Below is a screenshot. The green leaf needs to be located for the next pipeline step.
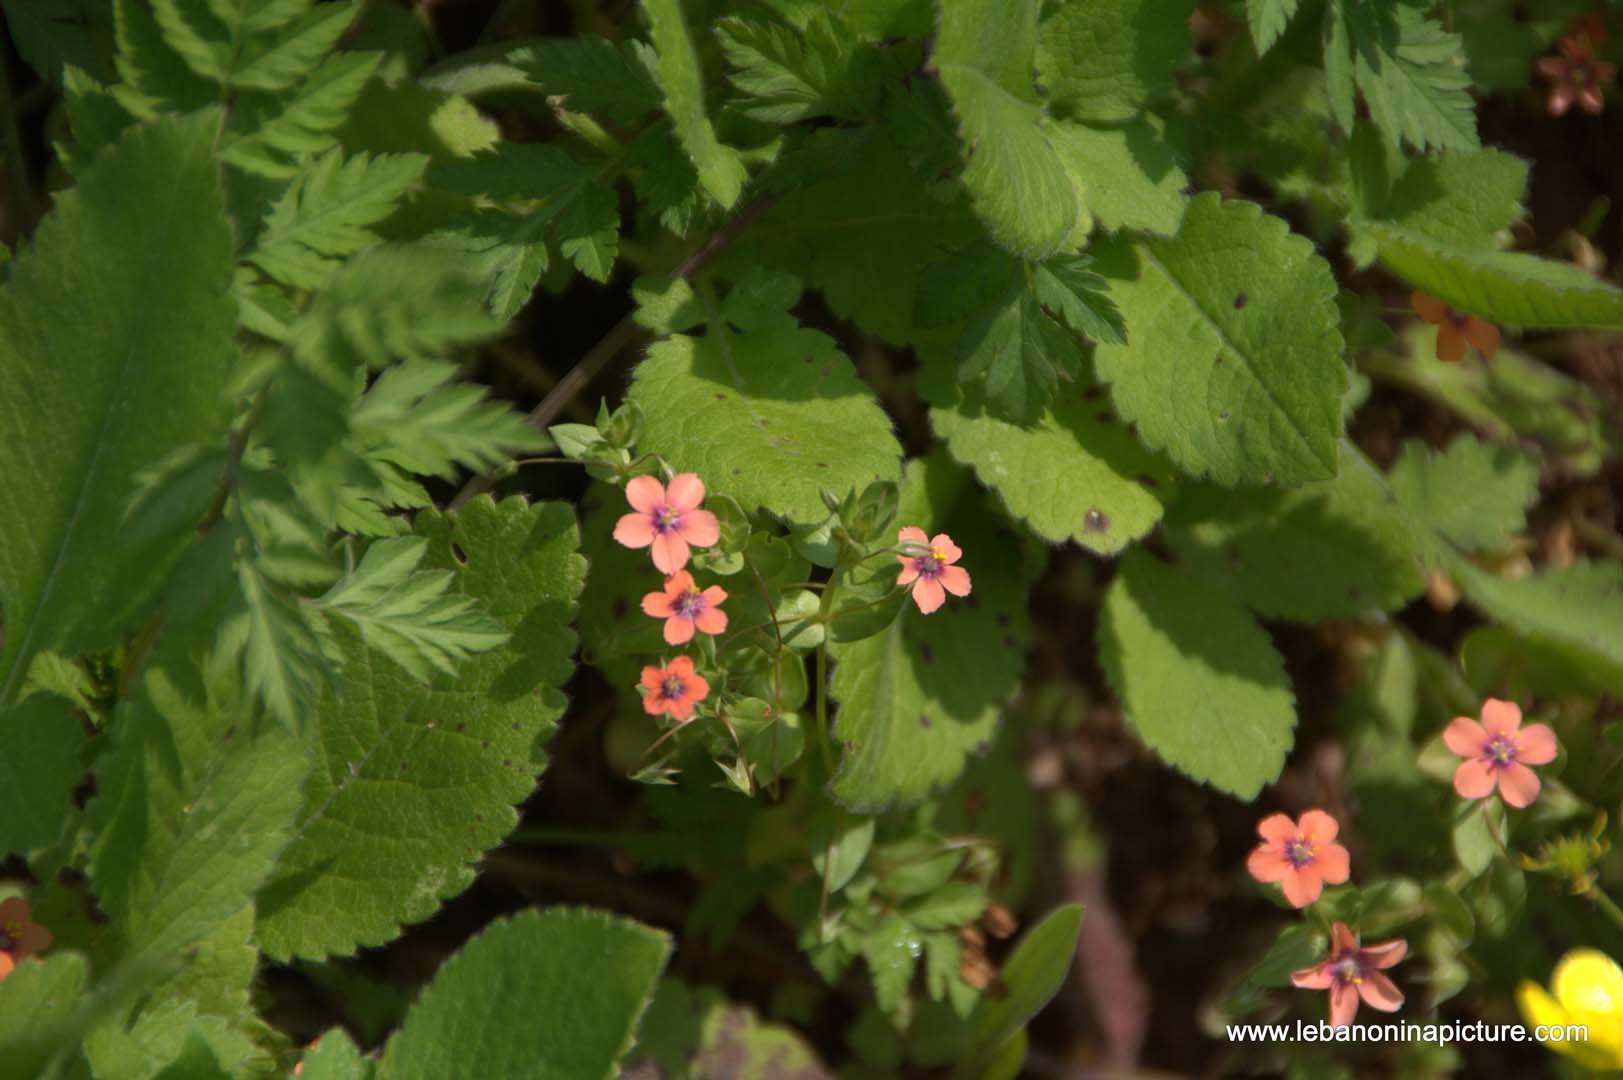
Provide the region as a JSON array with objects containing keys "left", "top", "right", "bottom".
[
  {"left": 248, "top": 150, "right": 429, "bottom": 291},
  {"left": 1165, "top": 449, "right": 1425, "bottom": 621},
  {"left": 87, "top": 658, "right": 307, "bottom": 965},
  {"left": 555, "top": 182, "right": 620, "bottom": 282},
  {"left": 219, "top": 52, "right": 382, "bottom": 177},
  {"left": 1447, "top": 558, "right": 1623, "bottom": 689},
  {"left": 642, "top": 0, "right": 746, "bottom": 208},
  {"left": 218, "top": 555, "right": 332, "bottom": 732},
  {"left": 0, "top": 694, "right": 86, "bottom": 857},
  {"left": 0, "top": 953, "right": 88, "bottom": 1080},
  {"left": 717, "top": 13, "right": 878, "bottom": 123},
  {"left": 256, "top": 496, "right": 584, "bottom": 959},
  {"left": 1352, "top": 147, "right": 1527, "bottom": 257},
  {"left": 0, "top": 110, "right": 237, "bottom": 708},
  {"left": 931, "top": 386, "right": 1174, "bottom": 556},
  {"left": 298, "top": 1030, "right": 375, "bottom": 1080},
  {"left": 319, "top": 536, "right": 507, "bottom": 683},
  {"left": 379, "top": 908, "right": 670, "bottom": 1080},
  {"left": 1092, "top": 193, "right": 1345, "bottom": 486},
  {"left": 350, "top": 359, "right": 548, "bottom": 479},
  {"left": 495, "top": 36, "right": 663, "bottom": 125},
  {"left": 959, "top": 904, "right": 1083, "bottom": 1070},
  {"left": 1247, "top": 0, "right": 1301, "bottom": 53},
  {"left": 829, "top": 455, "right": 1038, "bottom": 812},
  {"left": 1035, "top": 0, "right": 1194, "bottom": 123},
  {"left": 934, "top": 0, "right": 1040, "bottom": 99},
  {"left": 627, "top": 325, "right": 903, "bottom": 526},
  {"left": 1388, "top": 434, "right": 1540, "bottom": 554},
  {"left": 111, "top": 0, "right": 216, "bottom": 120},
  {"left": 1363, "top": 223, "right": 1623, "bottom": 329},
  {"left": 1099, "top": 549, "right": 1295, "bottom": 798},
  {"left": 862, "top": 915, "right": 923, "bottom": 1013},
  {"left": 1, "top": 0, "right": 106, "bottom": 82},
  {"left": 1047, "top": 118, "right": 1187, "bottom": 236},
  {"left": 1342, "top": 3, "right": 1479, "bottom": 152}
]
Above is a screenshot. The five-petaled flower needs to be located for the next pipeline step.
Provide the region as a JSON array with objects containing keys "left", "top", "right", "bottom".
[
  {"left": 896, "top": 527, "right": 972, "bottom": 615},
  {"left": 0, "top": 896, "right": 52, "bottom": 982},
  {"left": 1291, "top": 922, "right": 1407, "bottom": 1028},
  {"left": 1537, "top": 33, "right": 1616, "bottom": 117},
  {"left": 614, "top": 473, "right": 721, "bottom": 575},
  {"left": 1444, "top": 697, "right": 1558, "bottom": 808},
  {"left": 640, "top": 656, "right": 710, "bottom": 723},
  {"left": 1411, "top": 290, "right": 1501, "bottom": 363},
  {"left": 641, "top": 571, "right": 728, "bottom": 645},
  {"left": 1246, "top": 808, "right": 1352, "bottom": 908}
]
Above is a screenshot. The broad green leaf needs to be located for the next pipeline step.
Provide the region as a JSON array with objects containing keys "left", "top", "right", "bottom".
[
  {"left": 1165, "top": 449, "right": 1424, "bottom": 621},
  {"left": 298, "top": 1030, "right": 375, "bottom": 1080},
  {"left": 1364, "top": 223, "right": 1623, "bottom": 329},
  {"left": 1447, "top": 558, "right": 1623, "bottom": 689},
  {"left": 1099, "top": 549, "right": 1295, "bottom": 798},
  {"left": 1339, "top": 3, "right": 1479, "bottom": 151},
  {"left": 0, "top": 110, "right": 237, "bottom": 707},
  {"left": 1247, "top": 0, "right": 1301, "bottom": 53},
  {"left": 379, "top": 908, "right": 670, "bottom": 1080},
  {"left": 1035, "top": 0, "right": 1194, "bottom": 123},
  {"left": 86, "top": 999, "right": 260, "bottom": 1080},
  {"left": 0, "top": 953, "right": 88, "bottom": 1080},
  {"left": 1388, "top": 435, "right": 1540, "bottom": 554},
  {"left": 87, "top": 660, "right": 307, "bottom": 964},
  {"left": 959, "top": 904, "right": 1083, "bottom": 1070},
  {"left": 642, "top": 0, "right": 747, "bottom": 208},
  {"left": 256, "top": 496, "right": 584, "bottom": 959},
  {"left": 1047, "top": 118, "right": 1186, "bottom": 236},
  {"left": 1352, "top": 148, "right": 1527, "bottom": 257},
  {"left": 248, "top": 150, "right": 429, "bottom": 291},
  {"left": 626, "top": 326, "right": 903, "bottom": 526},
  {"left": 829, "top": 455, "right": 1038, "bottom": 812},
  {"left": 1093, "top": 194, "right": 1345, "bottom": 486},
  {"left": 0, "top": 694, "right": 86, "bottom": 857},
  {"left": 931, "top": 387, "right": 1174, "bottom": 556},
  {"left": 934, "top": 0, "right": 1040, "bottom": 100}
]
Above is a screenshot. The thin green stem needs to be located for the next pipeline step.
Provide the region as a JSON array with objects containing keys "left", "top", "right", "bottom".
[{"left": 1590, "top": 888, "right": 1623, "bottom": 934}]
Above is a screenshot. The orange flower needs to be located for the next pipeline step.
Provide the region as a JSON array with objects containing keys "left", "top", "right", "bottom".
[
  {"left": 1444, "top": 698, "right": 1558, "bottom": 809},
  {"left": 639, "top": 656, "right": 710, "bottom": 722},
  {"left": 613, "top": 473, "right": 721, "bottom": 575},
  {"left": 0, "top": 897, "right": 52, "bottom": 982},
  {"left": 641, "top": 571, "right": 728, "bottom": 646},
  {"left": 1411, "top": 290, "right": 1500, "bottom": 362},
  {"left": 1537, "top": 33, "right": 1616, "bottom": 116},
  {"left": 1291, "top": 922, "right": 1407, "bottom": 1028},
  {"left": 1246, "top": 809, "right": 1351, "bottom": 908},
  {"left": 895, "top": 527, "right": 972, "bottom": 615}
]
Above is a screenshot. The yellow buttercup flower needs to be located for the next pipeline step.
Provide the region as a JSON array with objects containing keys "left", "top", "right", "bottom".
[{"left": 1518, "top": 948, "right": 1623, "bottom": 1071}]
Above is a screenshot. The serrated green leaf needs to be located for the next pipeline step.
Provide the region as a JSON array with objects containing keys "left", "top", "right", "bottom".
[
  {"left": 555, "top": 182, "right": 620, "bottom": 282},
  {"left": 1352, "top": 148, "right": 1527, "bottom": 258},
  {"left": 1093, "top": 193, "right": 1345, "bottom": 486},
  {"left": 498, "top": 35, "right": 663, "bottom": 125},
  {"left": 1035, "top": 0, "right": 1194, "bottom": 123},
  {"left": 1389, "top": 434, "right": 1540, "bottom": 554},
  {"left": 218, "top": 556, "right": 332, "bottom": 731},
  {"left": 1, "top": 0, "right": 105, "bottom": 82},
  {"left": 0, "top": 694, "right": 86, "bottom": 857},
  {"left": 1165, "top": 449, "right": 1424, "bottom": 621},
  {"left": 220, "top": 51, "right": 382, "bottom": 177},
  {"left": 1099, "top": 548, "right": 1295, "bottom": 798},
  {"left": 1047, "top": 118, "right": 1186, "bottom": 236},
  {"left": 249, "top": 150, "right": 428, "bottom": 290},
  {"left": 151, "top": 0, "right": 356, "bottom": 92},
  {"left": 1247, "top": 0, "right": 1301, "bottom": 53},
  {"left": 380, "top": 908, "right": 670, "bottom": 1080},
  {"left": 829, "top": 455, "right": 1037, "bottom": 812},
  {"left": 931, "top": 386, "right": 1173, "bottom": 555},
  {"left": 298, "top": 1029, "right": 375, "bottom": 1080},
  {"left": 718, "top": 12, "right": 878, "bottom": 123},
  {"left": 0, "top": 111, "right": 237, "bottom": 708},
  {"left": 350, "top": 359, "right": 548, "bottom": 479},
  {"left": 1448, "top": 558, "right": 1623, "bottom": 689},
  {"left": 256, "top": 496, "right": 584, "bottom": 959},
  {"left": 642, "top": 0, "right": 747, "bottom": 208},
  {"left": 627, "top": 326, "right": 903, "bottom": 526},
  {"left": 0, "top": 952, "right": 88, "bottom": 1080},
  {"left": 1364, "top": 223, "right": 1623, "bottom": 329},
  {"left": 862, "top": 915, "right": 922, "bottom": 1014},
  {"left": 1343, "top": 3, "right": 1479, "bottom": 152},
  {"left": 112, "top": 0, "right": 215, "bottom": 119}
]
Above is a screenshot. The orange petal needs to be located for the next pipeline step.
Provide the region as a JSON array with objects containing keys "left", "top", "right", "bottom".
[
  {"left": 1549, "top": 85, "right": 1576, "bottom": 116},
  {"left": 665, "top": 473, "right": 706, "bottom": 511},
  {"left": 1293, "top": 961, "right": 1334, "bottom": 989},
  {"left": 1515, "top": 723, "right": 1559, "bottom": 766},
  {"left": 1464, "top": 319, "right": 1500, "bottom": 359},
  {"left": 1297, "top": 809, "right": 1340, "bottom": 844},
  {"left": 625, "top": 475, "right": 666, "bottom": 514},
  {"left": 1454, "top": 759, "right": 1496, "bottom": 800},
  {"left": 912, "top": 577, "right": 946, "bottom": 614},
  {"left": 700, "top": 585, "right": 728, "bottom": 608},
  {"left": 1315, "top": 842, "right": 1351, "bottom": 885},
  {"left": 640, "top": 665, "right": 667, "bottom": 692},
  {"left": 693, "top": 607, "right": 727, "bottom": 635},
  {"left": 1480, "top": 698, "right": 1522, "bottom": 737},
  {"left": 1358, "top": 970, "right": 1404, "bottom": 1012},
  {"left": 683, "top": 673, "right": 710, "bottom": 703},
  {"left": 896, "top": 563, "right": 920, "bottom": 586},
  {"left": 651, "top": 533, "right": 690, "bottom": 574},
  {"left": 0, "top": 897, "right": 29, "bottom": 926},
  {"left": 1498, "top": 762, "right": 1542, "bottom": 808},
  {"left": 1282, "top": 868, "right": 1321, "bottom": 908},
  {"left": 16, "top": 922, "right": 51, "bottom": 956},
  {"left": 1443, "top": 716, "right": 1488, "bottom": 757},
  {"left": 676, "top": 509, "right": 719, "bottom": 548},
  {"left": 939, "top": 565, "right": 972, "bottom": 598},
  {"left": 1410, "top": 290, "right": 1449, "bottom": 323},
  {"left": 641, "top": 591, "right": 674, "bottom": 619},
  {"left": 1247, "top": 845, "right": 1290, "bottom": 883},
  {"left": 1256, "top": 813, "right": 1298, "bottom": 845},
  {"left": 1329, "top": 982, "right": 1360, "bottom": 1027},
  {"left": 614, "top": 512, "right": 656, "bottom": 549},
  {"left": 1331, "top": 922, "right": 1358, "bottom": 955},
  {"left": 1363, "top": 938, "right": 1407, "bottom": 969},
  {"left": 1436, "top": 324, "right": 1467, "bottom": 363},
  {"left": 930, "top": 533, "right": 962, "bottom": 562},
  {"left": 663, "top": 616, "right": 694, "bottom": 645},
  {"left": 667, "top": 656, "right": 695, "bottom": 677},
  {"left": 0, "top": 953, "right": 13, "bottom": 982}
]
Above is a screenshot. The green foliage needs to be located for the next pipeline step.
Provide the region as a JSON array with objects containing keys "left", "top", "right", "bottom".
[
  {"left": 1389, "top": 434, "right": 1541, "bottom": 555},
  {"left": 0, "top": 694, "right": 86, "bottom": 857},
  {"left": 1036, "top": 0, "right": 1193, "bottom": 123},
  {"left": 642, "top": 0, "right": 746, "bottom": 208},
  {"left": 1093, "top": 194, "right": 1346, "bottom": 487},
  {"left": 1100, "top": 549, "right": 1295, "bottom": 799},
  {"left": 957, "top": 903, "right": 1084, "bottom": 1075},
  {"left": 1326, "top": 1, "right": 1479, "bottom": 151},
  {"left": 379, "top": 908, "right": 669, "bottom": 1080}
]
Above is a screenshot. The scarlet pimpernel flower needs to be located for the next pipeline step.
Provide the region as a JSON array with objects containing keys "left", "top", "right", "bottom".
[
  {"left": 1291, "top": 922, "right": 1407, "bottom": 1028},
  {"left": 613, "top": 473, "right": 720, "bottom": 574},
  {"left": 1537, "top": 33, "right": 1616, "bottom": 117},
  {"left": 640, "top": 656, "right": 709, "bottom": 722},
  {"left": 0, "top": 896, "right": 52, "bottom": 982},
  {"left": 896, "top": 526, "right": 971, "bottom": 615},
  {"left": 641, "top": 571, "right": 728, "bottom": 645},
  {"left": 1246, "top": 809, "right": 1351, "bottom": 908},
  {"left": 1444, "top": 697, "right": 1558, "bottom": 808},
  {"left": 1411, "top": 290, "right": 1500, "bottom": 363}
]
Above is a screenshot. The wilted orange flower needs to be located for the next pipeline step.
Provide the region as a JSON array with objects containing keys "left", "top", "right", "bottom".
[
  {"left": 1291, "top": 922, "right": 1407, "bottom": 1028},
  {"left": 1537, "top": 33, "right": 1616, "bottom": 117},
  {"left": 1412, "top": 290, "right": 1500, "bottom": 362},
  {"left": 0, "top": 897, "right": 52, "bottom": 982}
]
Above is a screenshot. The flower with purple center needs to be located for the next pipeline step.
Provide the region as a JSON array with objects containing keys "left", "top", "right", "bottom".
[
  {"left": 613, "top": 473, "right": 721, "bottom": 575},
  {"left": 641, "top": 571, "right": 728, "bottom": 645},
  {"left": 639, "top": 656, "right": 710, "bottom": 723},
  {"left": 895, "top": 526, "right": 972, "bottom": 615},
  {"left": 1291, "top": 922, "right": 1407, "bottom": 1028},
  {"left": 1444, "top": 697, "right": 1558, "bottom": 808},
  {"left": 1537, "top": 34, "right": 1616, "bottom": 116},
  {"left": 1246, "top": 809, "right": 1351, "bottom": 908}
]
